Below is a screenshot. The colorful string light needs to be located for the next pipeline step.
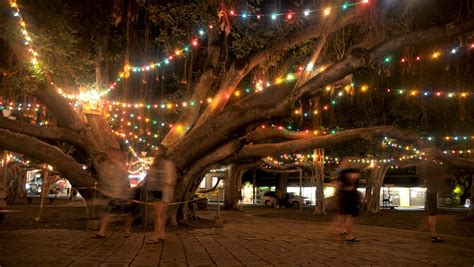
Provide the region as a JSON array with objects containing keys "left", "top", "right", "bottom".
[
  {"left": 9, "top": 1, "right": 39, "bottom": 68},
  {"left": 225, "top": 0, "right": 370, "bottom": 23}
]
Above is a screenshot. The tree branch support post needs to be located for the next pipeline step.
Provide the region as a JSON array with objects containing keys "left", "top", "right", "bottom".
[
  {"left": 36, "top": 169, "right": 49, "bottom": 222},
  {"left": 299, "top": 168, "right": 303, "bottom": 212}
]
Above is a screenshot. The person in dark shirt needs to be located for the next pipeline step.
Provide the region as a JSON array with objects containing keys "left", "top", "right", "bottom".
[{"left": 336, "top": 167, "right": 362, "bottom": 242}]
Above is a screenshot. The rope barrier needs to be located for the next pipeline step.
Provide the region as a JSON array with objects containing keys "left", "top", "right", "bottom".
[{"left": 72, "top": 186, "right": 213, "bottom": 206}]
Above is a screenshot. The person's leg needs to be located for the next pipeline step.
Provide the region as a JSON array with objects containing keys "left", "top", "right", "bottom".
[
  {"left": 96, "top": 213, "right": 113, "bottom": 237},
  {"left": 337, "top": 215, "right": 346, "bottom": 234},
  {"left": 345, "top": 215, "right": 354, "bottom": 240},
  {"left": 156, "top": 202, "right": 168, "bottom": 240},
  {"left": 124, "top": 214, "right": 133, "bottom": 236},
  {"left": 428, "top": 215, "right": 437, "bottom": 237},
  {"left": 426, "top": 192, "right": 443, "bottom": 241},
  {"left": 150, "top": 202, "right": 161, "bottom": 241}
]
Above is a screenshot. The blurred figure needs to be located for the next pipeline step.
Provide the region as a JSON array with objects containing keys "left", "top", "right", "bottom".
[
  {"left": 143, "top": 144, "right": 177, "bottom": 244},
  {"left": 418, "top": 157, "right": 450, "bottom": 242},
  {"left": 91, "top": 154, "right": 133, "bottom": 238},
  {"left": 336, "top": 167, "right": 362, "bottom": 242}
]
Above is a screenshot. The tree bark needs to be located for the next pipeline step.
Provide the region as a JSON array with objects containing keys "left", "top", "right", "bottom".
[
  {"left": 0, "top": 117, "right": 86, "bottom": 150},
  {"left": 237, "top": 126, "right": 420, "bottom": 160},
  {"left": 0, "top": 129, "right": 95, "bottom": 198},
  {"left": 276, "top": 173, "right": 288, "bottom": 200},
  {"left": 313, "top": 149, "right": 325, "bottom": 214},
  {"left": 162, "top": 29, "right": 222, "bottom": 147},
  {"left": 194, "top": 6, "right": 365, "bottom": 126},
  {"left": 364, "top": 164, "right": 390, "bottom": 213},
  {"left": 223, "top": 163, "right": 239, "bottom": 210}
]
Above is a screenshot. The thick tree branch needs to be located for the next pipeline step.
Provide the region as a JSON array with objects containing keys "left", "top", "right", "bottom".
[
  {"left": 171, "top": 17, "right": 474, "bottom": 171},
  {"left": 175, "top": 139, "right": 243, "bottom": 205},
  {"left": 294, "top": 17, "right": 474, "bottom": 100},
  {"left": 0, "top": 117, "right": 86, "bottom": 149},
  {"left": 262, "top": 158, "right": 306, "bottom": 170},
  {"left": 194, "top": 5, "right": 366, "bottom": 126},
  {"left": 162, "top": 29, "right": 222, "bottom": 147},
  {"left": 421, "top": 148, "right": 474, "bottom": 171},
  {"left": 247, "top": 127, "right": 315, "bottom": 143},
  {"left": 26, "top": 83, "right": 86, "bottom": 132},
  {"left": 236, "top": 126, "right": 421, "bottom": 160},
  {"left": 0, "top": 129, "right": 96, "bottom": 198}
]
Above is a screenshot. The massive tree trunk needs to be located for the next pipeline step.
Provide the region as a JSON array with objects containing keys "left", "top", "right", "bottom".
[{"left": 363, "top": 164, "right": 390, "bottom": 213}]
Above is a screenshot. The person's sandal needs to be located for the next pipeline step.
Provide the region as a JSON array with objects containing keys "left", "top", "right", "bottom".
[
  {"left": 345, "top": 237, "right": 360, "bottom": 242},
  {"left": 145, "top": 238, "right": 162, "bottom": 244},
  {"left": 91, "top": 233, "right": 106, "bottom": 239},
  {"left": 431, "top": 236, "right": 444, "bottom": 243}
]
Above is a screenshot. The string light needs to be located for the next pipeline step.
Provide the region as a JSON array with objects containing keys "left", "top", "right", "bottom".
[{"left": 226, "top": 0, "right": 369, "bottom": 23}]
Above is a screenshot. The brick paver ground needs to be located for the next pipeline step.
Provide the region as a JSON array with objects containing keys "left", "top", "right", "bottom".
[{"left": 1, "top": 211, "right": 473, "bottom": 266}]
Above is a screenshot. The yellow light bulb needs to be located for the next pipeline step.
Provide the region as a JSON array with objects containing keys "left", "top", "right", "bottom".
[
  {"left": 361, "top": 85, "right": 368, "bottom": 92},
  {"left": 323, "top": 8, "right": 331, "bottom": 16},
  {"left": 207, "top": 97, "right": 212, "bottom": 103},
  {"left": 234, "top": 91, "right": 240, "bottom": 97}
]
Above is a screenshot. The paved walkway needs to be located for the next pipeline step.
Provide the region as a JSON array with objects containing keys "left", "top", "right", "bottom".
[{"left": 1, "top": 211, "right": 473, "bottom": 266}]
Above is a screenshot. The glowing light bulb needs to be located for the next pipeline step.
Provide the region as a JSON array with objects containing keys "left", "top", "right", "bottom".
[
  {"left": 271, "top": 13, "right": 277, "bottom": 20},
  {"left": 432, "top": 51, "right": 441, "bottom": 59},
  {"left": 323, "top": 8, "right": 331, "bottom": 16},
  {"left": 361, "top": 85, "right": 368, "bottom": 92},
  {"left": 451, "top": 48, "right": 457, "bottom": 54},
  {"left": 304, "top": 9, "right": 310, "bottom": 16}
]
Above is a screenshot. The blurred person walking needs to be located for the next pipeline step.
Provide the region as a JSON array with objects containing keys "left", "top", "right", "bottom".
[
  {"left": 143, "top": 144, "right": 177, "bottom": 244},
  {"left": 91, "top": 154, "right": 132, "bottom": 238},
  {"left": 336, "top": 166, "right": 362, "bottom": 242},
  {"left": 418, "top": 157, "right": 451, "bottom": 242}
]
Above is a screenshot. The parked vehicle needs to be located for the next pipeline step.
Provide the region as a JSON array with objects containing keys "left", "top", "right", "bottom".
[
  {"left": 262, "top": 191, "right": 306, "bottom": 208},
  {"left": 262, "top": 191, "right": 278, "bottom": 207}
]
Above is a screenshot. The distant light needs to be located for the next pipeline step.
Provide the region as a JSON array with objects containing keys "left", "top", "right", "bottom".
[
  {"left": 199, "top": 29, "right": 205, "bottom": 36},
  {"left": 451, "top": 48, "right": 457, "bottom": 54},
  {"left": 304, "top": 9, "right": 310, "bottom": 16},
  {"left": 323, "top": 8, "right": 331, "bottom": 16},
  {"left": 271, "top": 13, "right": 277, "bottom": 20}
]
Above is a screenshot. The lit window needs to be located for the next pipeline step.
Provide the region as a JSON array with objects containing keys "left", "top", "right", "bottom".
[
  {"left": 199, "top": 178, "right": 206, "bottom": 189},
  {"left": 211, "top": 177, "right": 218, "bottom": 188}
]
